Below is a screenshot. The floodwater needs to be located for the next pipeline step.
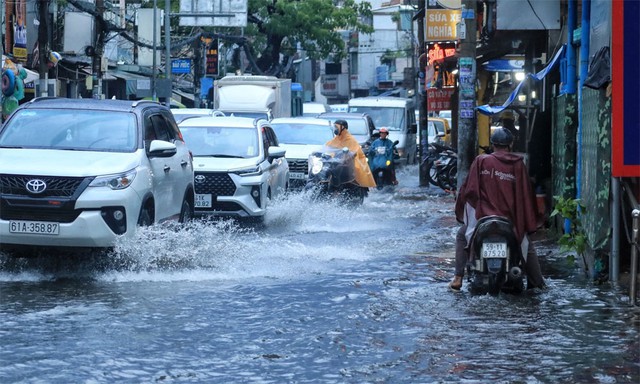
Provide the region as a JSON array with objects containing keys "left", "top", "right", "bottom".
[{"left": 1, "top": 166, "right": 638, "bottom": 383}]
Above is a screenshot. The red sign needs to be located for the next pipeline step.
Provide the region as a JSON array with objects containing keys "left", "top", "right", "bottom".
[
  {"left": 612, "top": 0, "right": 640, "bottom": 176},
  {"left": 205, "top": 39, "right": 219, "bottom": 76},
  {"left": 427, "top": 87, "right": 455, "bottom": 111},
  {"left": 427, "top": 42, "right": 457, "bottom": 65}
]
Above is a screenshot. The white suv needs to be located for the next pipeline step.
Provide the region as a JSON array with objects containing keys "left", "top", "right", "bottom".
[
  {"left": 0, "top": 98, "right": 194, "bottom": 250},
  {"left": 178, "top": 116, "right": 288, "bottom": 222},
  {"left": 270, "top": 117, "right": 334, "bottom": 188}
]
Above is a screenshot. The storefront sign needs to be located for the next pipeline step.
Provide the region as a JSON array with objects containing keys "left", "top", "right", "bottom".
[
  {"left": 427, "top": 42, "right": 457, "bottom": 65},
  {"left": 427, "top": 87, "right": 455, "bottom": 111},
  {"left": 426, "top": 9, "right": 461, "bottom": 41}
]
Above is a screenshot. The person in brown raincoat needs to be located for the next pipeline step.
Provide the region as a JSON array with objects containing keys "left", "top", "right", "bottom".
[
  {"left": 449, "top": 127, "right": 546, "bottom": 292},
  {"left": 325, "top": 119, "right": 376, "bottom": 188}
]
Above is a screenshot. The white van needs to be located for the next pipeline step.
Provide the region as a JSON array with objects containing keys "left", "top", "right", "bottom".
[
  {"left": 302, "top": 102, "right": 332, "bottom": 117},
  {"left": 348, "top": 96, "right": 418, "bottom": 164}
]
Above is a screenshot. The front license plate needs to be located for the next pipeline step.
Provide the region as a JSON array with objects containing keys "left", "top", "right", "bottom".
[
  {"left": 195, "top": 194, "right": 213, "bottom": 208},
  {"left": 9, "top": 221, "right": 59, "bottom": 235},
  {"left": 290, "top": 172, "right": 306, "bottom": 180},
  {"left": 481, "top": 242, "right": 508, "bottom": 258}
]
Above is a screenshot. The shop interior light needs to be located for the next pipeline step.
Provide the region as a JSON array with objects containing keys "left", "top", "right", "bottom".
[{"left": 515, "top": 72, "right": 526, "bottom": 81}]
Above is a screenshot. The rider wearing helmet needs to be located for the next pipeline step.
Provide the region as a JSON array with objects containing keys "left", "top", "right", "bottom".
[
  {"left": 325, "top": 119, "right": 376, "bottom": 188},
  {"left": 449, "top": 127, "right": 546, "bottom": 292},
  {"left": 369, "top": 127, "right": 398, "bottom": 185}
]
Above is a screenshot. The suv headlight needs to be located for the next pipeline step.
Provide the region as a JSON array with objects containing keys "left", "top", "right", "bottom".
[
  {"left": 89, "top": 170, "right": 137, "bottom": 190},
  {"left": 310, "top": 157, "right": 324, "bottom": 175},
  {"left": 233, "top": 166, "right": 262, "bottom": 176}
]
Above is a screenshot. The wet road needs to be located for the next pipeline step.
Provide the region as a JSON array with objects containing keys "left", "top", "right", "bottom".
[{"left": 1, "top": 165, "right": 639, "bottom": 383}]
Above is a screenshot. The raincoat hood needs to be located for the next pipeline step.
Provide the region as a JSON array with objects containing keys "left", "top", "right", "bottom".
[{"left": 325, "top": 130, "right": 376, "bottom": 188}]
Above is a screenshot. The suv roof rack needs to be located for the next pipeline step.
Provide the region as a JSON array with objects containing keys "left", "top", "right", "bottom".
[
  {"left": 28, "top": 96, "right": 59, "bottom": 104},
  {"left": 131, "top": 99, "right": 159, "bottom": 108}
]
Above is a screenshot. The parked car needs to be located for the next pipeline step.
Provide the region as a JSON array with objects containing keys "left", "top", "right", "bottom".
[
  {"left": 171, "top": 108, "right": 225, "bottom": 123},
  {"left": 315, "top": 112, "right": 375, "bottom": 148},
  {"left": 0, "top": 98, "right": 195, "bottom": 250},
  {"left": 178, "top": 116, "right": 288, "bottom": 222},
  {"left": 302, "top": 102, "right": 332, "bottom": 117},
  {"left": 428, "top": 117, "right": 451, "bottom": 146},
  {"left": 270, "top": 117, "right": 334, "bottom": 188}
]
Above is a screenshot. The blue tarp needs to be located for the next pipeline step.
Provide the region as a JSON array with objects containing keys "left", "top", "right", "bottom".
[{"left": 477, "top": 45, "right": 566, "bottom": 116}]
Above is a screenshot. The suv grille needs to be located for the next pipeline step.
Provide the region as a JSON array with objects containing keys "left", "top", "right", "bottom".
[
  {"left": 0, "top": 175, "right": 89, "bottom": 198},
  {"left": 0, "top": 175, "right": 92, "bottom": 222},
  {"left": 194, "top": 172, "right": 236, "bottom": 196},
  {"left": 288, "top": 159, "right": 308, "bottom": 174}
]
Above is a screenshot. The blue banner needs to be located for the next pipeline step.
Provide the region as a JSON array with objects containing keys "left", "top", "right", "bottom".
[{"left": 477, "top": 45, "right": 566, "bottom": 116}]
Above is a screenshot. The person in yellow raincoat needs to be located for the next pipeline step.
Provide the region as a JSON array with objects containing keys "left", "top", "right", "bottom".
[{"left": 325, "top": 119, "right": 377, "bottom": 188}]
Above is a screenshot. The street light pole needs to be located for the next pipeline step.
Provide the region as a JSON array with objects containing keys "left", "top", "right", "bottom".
[{"left": 417, "top": 0, "right": 427, "bottom": 187}]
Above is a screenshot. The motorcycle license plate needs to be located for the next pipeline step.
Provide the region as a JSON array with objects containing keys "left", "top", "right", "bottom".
[
  {"left": 377, "top": 147, "right": 386, "bottom": 154},
  {"left": 481, "top": 242, "right": 507, "bottom": 258}
]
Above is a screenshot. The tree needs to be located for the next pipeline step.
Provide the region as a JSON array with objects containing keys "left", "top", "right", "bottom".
[{"left": 246, "top": 0, "right": 373, "bottom": 76}]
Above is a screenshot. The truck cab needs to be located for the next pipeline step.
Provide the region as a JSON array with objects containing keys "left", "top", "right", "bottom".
[{"left": 348, "top": 97, "right": 418, "bottom": 165}]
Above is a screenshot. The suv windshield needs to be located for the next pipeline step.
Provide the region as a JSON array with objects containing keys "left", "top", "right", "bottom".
[
  {"left": 181, "top": 126, "right": 259, "bottom": 158},
  {"left": 271, "top": 123, "right": 333, "bottom": 145},
  {"left": 0, "top": 109, "right": 137, "bottom": 152},
  {"left": 348, "top": 107, "right": 404, "bottom": 131}
]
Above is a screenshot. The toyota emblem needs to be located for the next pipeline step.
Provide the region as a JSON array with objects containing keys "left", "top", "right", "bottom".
[
  {"left": 194, "top": 175, "right": 206, "bottom": 183},
  {"left": 25, "top": 179, "right": 47, "bottom": 194}
]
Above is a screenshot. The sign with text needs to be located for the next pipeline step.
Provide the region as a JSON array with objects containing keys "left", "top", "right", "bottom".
[
  {"left": 427, "top": 87, "right": 455, "bottom": 111},
  {"left": 171, "top": 59, "right": 191, "bottom": 74},
  {"left": 427, "top": 42, "right": 457, "bottom": 65},
  {"left": 205, "top": 39, "right": 219, "bottom": 76},
  {"left": 426, "top": 9, "right": 461, "bottom": 41}
]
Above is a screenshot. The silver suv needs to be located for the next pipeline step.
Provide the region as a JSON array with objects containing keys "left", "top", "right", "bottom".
[
  {"left": 0, "top": 98, "right": 194, "bottom": 250},
  {"left": 178, "top": 116, "right": 288, "bottom": 222}
]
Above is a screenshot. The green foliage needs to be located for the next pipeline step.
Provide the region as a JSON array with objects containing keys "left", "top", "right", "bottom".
[
  {"left": 247, "top": 0, "right": 373, "bottom": 72},
  {"left": 550, "top": 196, "right": 588, "bottom": 272}
]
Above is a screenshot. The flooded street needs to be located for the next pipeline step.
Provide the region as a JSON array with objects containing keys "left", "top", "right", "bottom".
[{"left": 1, "top": 165, "right": 639, "bottom": 383}]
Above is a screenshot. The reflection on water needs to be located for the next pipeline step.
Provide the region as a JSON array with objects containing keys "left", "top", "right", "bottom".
[{"left": 0, "top": 165, "right": 638, "bottom": 383}]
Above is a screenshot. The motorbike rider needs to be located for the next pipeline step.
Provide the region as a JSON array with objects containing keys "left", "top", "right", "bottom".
[
  {"left": 369, "top": 127, "right": 398, "bottom": 185},
  {"left": 326, "top": 119, "right": 376, "bottom": 188},
  {"left": 449, "top": 127, "right": 546, "bottom": 292}
]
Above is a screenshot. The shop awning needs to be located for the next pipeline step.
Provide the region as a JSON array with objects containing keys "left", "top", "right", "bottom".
[{"left": 476, "top": 45, "right": 566, "bottom": 116}]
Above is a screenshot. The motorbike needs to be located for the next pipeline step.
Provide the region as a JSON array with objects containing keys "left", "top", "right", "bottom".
[
  {"left": 369, "top": 140, "right": 399, "bottom": 190},
  {"left": 422, "top": 142, "right": 455, "bottom": 187},
  {"left": 466, "top": 216, "right": 526, "bottom": 295},
  {"left": 305, "top": 146, "right": 368, "bottom": 205},
  {"left": 433, "top": 148, "right": 457, "bottom": 191}
]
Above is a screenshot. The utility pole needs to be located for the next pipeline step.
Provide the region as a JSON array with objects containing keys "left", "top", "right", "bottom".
[
  {"left": 456, "top": 0, "right": 477, "bottom": 188},
  {"left": 164, "top": 0, "right": 171, "bottom": 106},
  {"left": 417, "top": 0, "right": 427, "bottom": 186},
  {"left": 38, "top": 0, "right": 49, "bottom": 97},
  {"left": 92, "top": 0, "right": 105, "bottom": 98}
]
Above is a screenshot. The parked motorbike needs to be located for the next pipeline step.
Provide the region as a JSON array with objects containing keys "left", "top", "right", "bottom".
[
  {"left": 433, "top": 148, "right": 457, "bottom": 191},
  {"left": 305, "top": 146, "right": 368, "bottom": 205},
  {"left": 466, "top": 216, "right": 526, "bottom": 295},
  {"left": 370, "top": 140, "right": 399, "bottom": 190},
  {"left": 422, "top": 142, "right": 455, "bottom": 187}
]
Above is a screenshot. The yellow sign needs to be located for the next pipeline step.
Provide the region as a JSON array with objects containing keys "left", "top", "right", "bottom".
[{"left": 426, "top": 10, "right": 461, "bottom": 41}]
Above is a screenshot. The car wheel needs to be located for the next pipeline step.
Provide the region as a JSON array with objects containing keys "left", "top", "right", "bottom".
[
  {"left": 138, "top": 206, "right": 153, "bottom": 227},
  {"left": 179, "top": 198, "right": 193, "bottom": 223}
]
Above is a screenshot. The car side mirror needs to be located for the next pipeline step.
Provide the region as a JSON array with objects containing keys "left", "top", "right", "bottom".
[
  {"left": 268, "top": 146, "right": 286, "bottom": 162},
  {"left": 409, "top": 123, "right": 417, "bottom": 134},
  {"left": 436, "top": 131, "right": 446, "bottom": 138},
  {"left": 148, "top": 140, "right": 177, "bottom": 157}
]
